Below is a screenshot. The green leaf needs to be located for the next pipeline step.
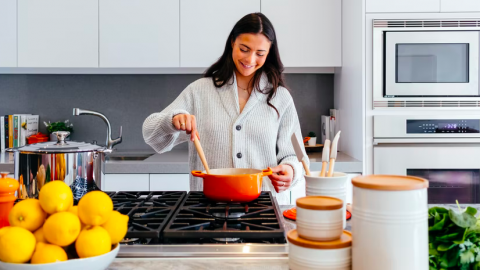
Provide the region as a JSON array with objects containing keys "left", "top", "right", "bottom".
[
  {"left": 440, "top": 248, "right": 460, "bottom": 268},
  {"left": 430, "top": 207, "right": 449, "bottom": 217},
  {"left": 454, "top": 228, "right": 469, "bottom": 244},
  {"left": 438, "top": 243, "right": 457, "bottom": 251},
  {"left": 437, "top": 232, "right": 462, "bottom": 241},
  {"left": 466, "top": 207, "right": 478, "bottom": 217},
  {"left": 430, "top": 213, "right": 448, "bottom": 231},
  {"left": 449, "top": 209, "right": 477, "bottom": 228}
]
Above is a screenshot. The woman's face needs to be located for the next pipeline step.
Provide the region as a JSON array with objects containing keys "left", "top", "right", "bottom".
[{"left": 231, "top": 33, "right": 271, "bottom": 78}]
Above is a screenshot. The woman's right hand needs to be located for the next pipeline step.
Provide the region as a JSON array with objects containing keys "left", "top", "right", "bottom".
[{"left": 172, "top": 114, "right": 199, "bottom": 141}]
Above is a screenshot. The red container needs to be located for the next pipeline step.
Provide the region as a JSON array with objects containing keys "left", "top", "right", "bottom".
[
  {"left": 0, "top": 172, "right": 19, "bottom": 228},
  {"left": 26, "top": 132, "right": 49, "bottom": 144},
  {"left": 191, "top": 168, "right": 272, "bottom": 203}
]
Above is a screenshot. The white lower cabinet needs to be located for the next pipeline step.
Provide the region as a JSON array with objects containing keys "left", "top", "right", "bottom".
[
  {"left": 104, "top": 174, "right": 149, "bottom": 191},
  {"left": 150, "top": 174, "right": 190, "bottom": 192}
]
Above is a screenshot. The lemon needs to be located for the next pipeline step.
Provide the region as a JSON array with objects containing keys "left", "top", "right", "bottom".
[
  {"left": 43, "top": 212, "right": 81, "bottom": 247},
  {"left": 31, "top": 242, "right": 68, "bottom": 264},
  {"left": 0, "top": 226, "right": 36, "bottom": 263},
  {"left": 0, "top": 227, "right": 9, "bottom": 238},
  {"left": 8, "top": 199, "right": 47, "bottom": 232},
  {"left": 68, "top": 206, "right": 86, "bottom": 229},
  {"left": 102, "top": 211, "right": 129, "bottom": 244},
  {"left": 33, "top": 227, "right": 48, "bottom": 243},
  {"left": 39, "top": 181, "right": 73, "bottom": 214},
  {"left": 75, "top": 226, "right": 111, "bottom": 258},
  {"left": 78, "top": 191, "right": 113, "bottom": 226}
]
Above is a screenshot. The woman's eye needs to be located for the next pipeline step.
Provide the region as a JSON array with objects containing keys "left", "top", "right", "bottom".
[
  {"left": 240, "top": 48, "right": 248, "bottom": 52},
  {"left": 257, "top": 54, "right": 265, "bottom": 57}
]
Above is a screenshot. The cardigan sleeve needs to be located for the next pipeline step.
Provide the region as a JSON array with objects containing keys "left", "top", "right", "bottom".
[
  {"left": 276, "top": 100, "right": 309, "bottom": 191},
  {"left": 142, "top": 85, "right": 194, "bottom": 153}
]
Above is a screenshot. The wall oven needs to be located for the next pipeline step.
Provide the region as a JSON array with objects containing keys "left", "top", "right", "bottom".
[
  {"left": 373, "top": 19, "right": 480, "bottom": 109},
  {"left": 373, "top": 115, "right": 480, "bottom": 203}
]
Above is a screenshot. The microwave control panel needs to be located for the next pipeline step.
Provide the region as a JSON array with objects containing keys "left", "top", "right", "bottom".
[{"left": 407, "top": 119, "right": 480, "bottom": 133}]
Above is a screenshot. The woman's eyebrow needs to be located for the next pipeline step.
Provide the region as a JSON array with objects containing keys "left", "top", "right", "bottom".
[{"left": 240, "top": 44, "right": 267, "bottom": 52}]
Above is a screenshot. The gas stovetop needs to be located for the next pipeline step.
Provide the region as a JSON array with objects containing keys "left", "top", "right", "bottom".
[
  {"left": 107, "top": 191, "right": 286, "bottom": 245},
  {"left": 106, "top": 191, "right": 289, "bottom": 257}
]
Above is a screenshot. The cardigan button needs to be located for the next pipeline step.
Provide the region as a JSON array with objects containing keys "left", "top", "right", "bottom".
[
  {"left": 236, "top": 153, "right": 242, "bottom": 159},
  {"left": 236, "top": 125, "right": 242, "bottom": 131}
]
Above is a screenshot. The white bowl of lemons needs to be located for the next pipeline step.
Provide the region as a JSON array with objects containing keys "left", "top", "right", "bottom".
[
  {"left": 0, "top": 181, "right": 128, "bottom": 270},
  {"left": 0, "top": 244, "right": 120, "bottom": 270}
]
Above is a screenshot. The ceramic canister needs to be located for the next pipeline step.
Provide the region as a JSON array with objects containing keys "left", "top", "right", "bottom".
[
  {"left": 351, "top": 175, "right": 429, "bottom": 270},
  {"left": 296, "top": 196, "right": 344, "bottom": 241},
  {"left": 305, "top": 172, "right": 348, "bottom": 229},
  {"left": 288, "top": 229, "right": 352, "bottom": 270}
]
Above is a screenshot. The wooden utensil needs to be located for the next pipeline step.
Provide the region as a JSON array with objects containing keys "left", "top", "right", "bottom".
[
  {"left": 320, "top": 140, "right": 330, "bottom": 177},
  {"left": 327, "top": 131, "right": 341, "bottom": 177},
  {"left": 193, "top": 135, "right": 211, "bottom": 174},
  {"left": 291, "top": 132, "right": 311, "bottom": 176}
]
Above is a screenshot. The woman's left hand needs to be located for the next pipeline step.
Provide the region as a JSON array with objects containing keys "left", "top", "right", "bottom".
[{"left": 268, "top": 165, "right": 294, "bottom": 193}]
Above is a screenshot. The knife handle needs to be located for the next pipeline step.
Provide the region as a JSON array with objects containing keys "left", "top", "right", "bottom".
[
  {"left": 301, "top": 159, "right": 311, "bottom": 176},
  {"left": 327, "top": 158, "right": 335, "bottom": 177}
]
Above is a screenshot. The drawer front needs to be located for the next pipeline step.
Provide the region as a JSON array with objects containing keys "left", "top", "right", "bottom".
[
  {"left": 150, "top": 174, "right": 190, "bottom": 192},
  {"left": 104, "top": 174, "right": 149, "bottom": 191}
]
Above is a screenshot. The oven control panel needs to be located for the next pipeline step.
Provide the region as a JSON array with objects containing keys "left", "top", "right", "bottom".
[{"left": 407, "top": 119, "right": 480, "bottom": 133}]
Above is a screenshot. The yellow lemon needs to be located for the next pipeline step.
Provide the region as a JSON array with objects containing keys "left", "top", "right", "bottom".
[
  {"left": 31, "top": 242, "right": 68, "bottom": 264},
  {"left": 0, "top": 226, "right": 36, "bottom": 263},
  {"left": 102, "top": 211, "right": 129, "bottom": 244},
  {"left": 0, "top": 227, "right": 9, "bottom": 238},
  {"left": 78, "top": 191, "right": 113, "bottom": 226},
  {"left": 68, "top": 206, "right": 86, "bottom": 229},
  {"left": 33, "top": 227, "right": 48, "bottom": 243},
  {"left": 39, "top": 181, "right": 73, "bottom": 214},
  {"left": 8, "top": 199, "right": 46, "bottom": 232},
  {"left": 43, "top": 212, "right": 81, "bottom": 247},
  {"left": 75, "top": 226, "right": 111, "bottom": 258}
]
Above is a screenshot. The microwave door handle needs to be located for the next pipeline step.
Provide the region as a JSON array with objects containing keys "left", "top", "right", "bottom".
[{"left": 374, "top": 138, "right": 480, "bottom": 144}]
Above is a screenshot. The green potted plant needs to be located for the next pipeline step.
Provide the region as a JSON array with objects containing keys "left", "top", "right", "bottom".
[
  {"left": 44, "top": 120, "right": 74, "bottom": 141},
  {"left": 307, "top": 131, "right": 317, "bottom": 146}
]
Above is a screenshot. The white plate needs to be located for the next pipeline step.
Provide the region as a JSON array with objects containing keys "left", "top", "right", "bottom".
[{"left": 0, "top": 244, "right": 119, "bottom": 270}]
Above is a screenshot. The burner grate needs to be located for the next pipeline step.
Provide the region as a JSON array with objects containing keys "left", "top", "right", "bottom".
[
  {"left": 107, "top": 191, "right": 186, "bottom": 240},
  {"left": 163, "top": 191, "right": 286, "bottom": 241}
]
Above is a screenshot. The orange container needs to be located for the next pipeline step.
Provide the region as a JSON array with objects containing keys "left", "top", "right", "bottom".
[
  {"left": 191, "top": 168, "right": 273, "bottom": 203},
  {"left": 0, "top": 172, "right": 19, "bottom": 228}
]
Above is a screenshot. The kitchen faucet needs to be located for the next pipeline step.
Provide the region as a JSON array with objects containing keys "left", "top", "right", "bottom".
[{"left": 73, "top": 108, "right": 122, "bottom": 150}]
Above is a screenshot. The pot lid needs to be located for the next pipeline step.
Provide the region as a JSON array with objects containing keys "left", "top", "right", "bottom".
[
  {"left": 7, "top": 131, "right": 106, "bottom": 153},
  {"left": 287, "top": 229, "right": 352, "bottom": 249}
]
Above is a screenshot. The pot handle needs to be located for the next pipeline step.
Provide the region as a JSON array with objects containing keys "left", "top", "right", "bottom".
[
  {"left": 191, "top": 171, "right": 205, "bottom": 178},
  {"left": 262, "top": 168, "right": 273, "bottom": 177}
]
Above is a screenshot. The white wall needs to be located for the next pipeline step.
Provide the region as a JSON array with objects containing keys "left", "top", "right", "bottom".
[{"left": 334, "top": 0, "right": 365, "bottom": 170}]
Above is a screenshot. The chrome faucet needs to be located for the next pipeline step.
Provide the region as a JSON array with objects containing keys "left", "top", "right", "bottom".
[{"left": 73, "top": 108, "right": 122, "bottom": 150}]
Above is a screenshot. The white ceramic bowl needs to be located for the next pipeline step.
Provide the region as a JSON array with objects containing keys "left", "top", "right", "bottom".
[
  {"left": 0, "top": 244, "right": 119, "bottom": 270},
  {"left": 297, "top": 205, "right": 343, "bottom": 241}
]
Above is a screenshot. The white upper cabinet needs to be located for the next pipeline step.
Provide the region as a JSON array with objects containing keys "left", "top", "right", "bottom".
[
  {"left": 0, "top": 0, "right": 17, "bottom": 67},
  {"left": 262, "top": 0, "right": 341, "bottom": 67},
  {"left": 99, "top": 0, "right": 180, "bottom": 68},
  {"left": 17, "top": 0, "right": 98, "bottom": 67},
  {"left": 180, "top": 0, "right": 260, "bottom": 68},
  {"left": 366, "top": 0, "right": 440, "bottom": 13},
  {"left": 441, "top": 0, "right": 480, "bottom": 12}
]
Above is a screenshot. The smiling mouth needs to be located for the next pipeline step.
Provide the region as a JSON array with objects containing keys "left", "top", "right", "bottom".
[{"left": 240, "top": 61, "right": 255, "bottom": 69}]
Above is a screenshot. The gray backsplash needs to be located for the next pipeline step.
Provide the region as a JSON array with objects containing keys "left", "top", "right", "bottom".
[{"left": 0, "top": 74, "right": 333, "bottom": 151}]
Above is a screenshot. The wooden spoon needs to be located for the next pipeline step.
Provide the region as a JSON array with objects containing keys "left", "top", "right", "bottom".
[{"left": 193, "top": 135, "right": 211, "bottom": 174}]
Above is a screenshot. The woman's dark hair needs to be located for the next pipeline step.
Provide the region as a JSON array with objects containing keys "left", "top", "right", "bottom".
[{"left": 204, "top": 12, "right": 286, "bottom": 116}]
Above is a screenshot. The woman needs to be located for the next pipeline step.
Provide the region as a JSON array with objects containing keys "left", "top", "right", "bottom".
[{"left": 142, "top": 12, "right": 308, "bottom": 204}]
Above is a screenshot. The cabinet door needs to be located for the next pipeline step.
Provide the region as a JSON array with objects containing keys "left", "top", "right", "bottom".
[
  {"left": 0, "top": 0, "right": 17, "bottom": 67},
  {"left": 261, "top": 0, "right": 341, "bottom": 67},
  {"left": 149, "top": 174, "right": 190, "bottom": 191},
  {"left": 441, "top": 0, "right": 480, "bottom": 12},
  {"left": 100, "top": 0, "right": 179, "bottom": 67},
  {"left": 366, "top": 0, "right": 440, "bottom": 12},
  {"left": 104, "top": 174, "right": 149, "bottom": 191},
  {"left": 18, "top": 0, "right": 98, "bottom": 67},
  {"left": 180, "top": 0, "right": 260, "bottom": 67}
]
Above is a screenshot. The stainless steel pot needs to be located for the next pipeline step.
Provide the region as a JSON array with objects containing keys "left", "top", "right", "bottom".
[{"left": 7, "top": 108, "right": 122, "bottom": 202}]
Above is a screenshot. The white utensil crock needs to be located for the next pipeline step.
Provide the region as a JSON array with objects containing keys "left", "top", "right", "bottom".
[
  {"left": 351, "top": 175, "right": 429, "bottom": 270},
  {"left": 305, "top": 172, "right": 348, "bottom": 228}
]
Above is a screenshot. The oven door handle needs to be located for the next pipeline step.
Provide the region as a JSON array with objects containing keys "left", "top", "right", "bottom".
[{"left": 373, "top": 138, "right": 480, "bottom": 145}]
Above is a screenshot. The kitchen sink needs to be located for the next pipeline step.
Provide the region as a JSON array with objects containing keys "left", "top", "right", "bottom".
[{"left": 107, "top": 154, "right": 154, "bottom": 161}]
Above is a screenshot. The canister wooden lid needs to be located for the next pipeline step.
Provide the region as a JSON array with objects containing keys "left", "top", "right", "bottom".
[
  {"left": 352, "top": 175, "right": 428, "bottom": 191},
  {"left": 287, "top": 229, "right": 352, "bottom": 249},
  {"left": 296, "top": 196, "right": 343, "bottom": 210}
]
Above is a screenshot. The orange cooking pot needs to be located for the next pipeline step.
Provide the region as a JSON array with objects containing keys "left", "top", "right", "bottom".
[{"left": 191, "top": 168, "right": 273, "bottom": 203}]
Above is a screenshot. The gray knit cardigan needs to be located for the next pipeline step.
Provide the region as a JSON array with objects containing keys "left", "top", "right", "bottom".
[{"left": 142, "top": 72, "right": 307, "bottom": 204}]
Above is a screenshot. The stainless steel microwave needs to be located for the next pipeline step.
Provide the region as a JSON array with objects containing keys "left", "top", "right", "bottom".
[{"left": 373, "top": 19, "right": 480, "bottom": 109}]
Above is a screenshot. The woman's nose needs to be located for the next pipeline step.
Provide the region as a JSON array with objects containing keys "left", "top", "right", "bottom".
[{"left": 245, "top": 53, "right": 255, "bottom": 65}]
